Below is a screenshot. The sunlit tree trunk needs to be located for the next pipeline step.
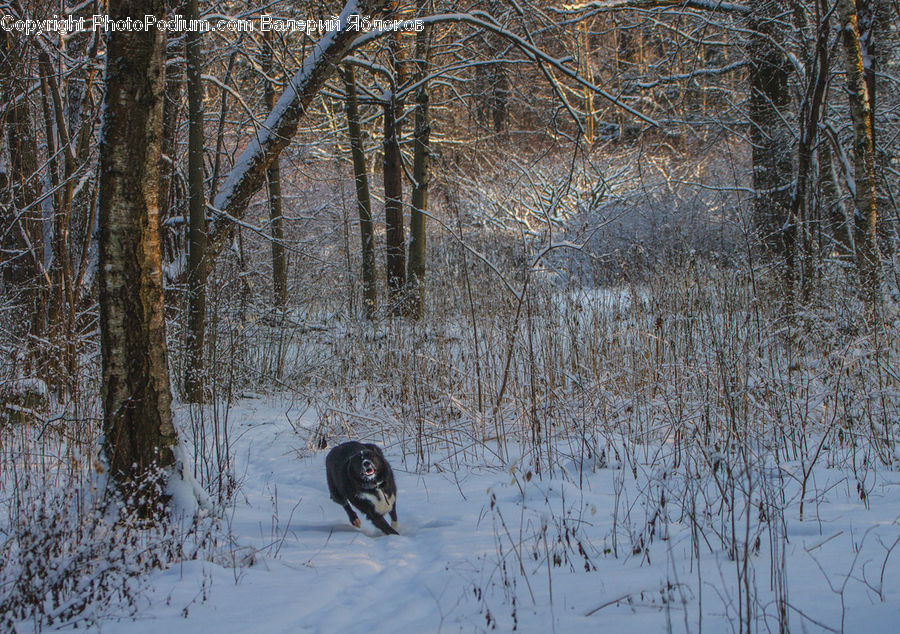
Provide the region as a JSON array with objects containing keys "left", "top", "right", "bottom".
[
  {"left": 837, "top": 0, "right": 880, "bottom": 306},
  {"left": 857, "top": 0, "right": 893, "bottom": 257},
  {"left": 98, "top": 0, "right": 178, "bottom": 493}
]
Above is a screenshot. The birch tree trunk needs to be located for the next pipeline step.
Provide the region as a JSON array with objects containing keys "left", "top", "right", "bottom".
[
  {"left": 98, "top": 0, "right": 178, "bottom": 492},
  {"left": 857, "top": 0, "right": 893, "bottom": 257},
  {"left": 837, "top": 0, "right": 881, "bottom": 307}
]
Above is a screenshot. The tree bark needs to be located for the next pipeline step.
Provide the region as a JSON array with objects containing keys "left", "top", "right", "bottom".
[
  {"left": 837, "top": 0, "right": 880, "bottom": 306},
  {"left": 857, "top": 0, "right": 893, "bottom": 257},
  {"left": 160, "top": 30, "right": 184, "bottom": 274},
  {"left": 579, "top": 20, "right": 595, "bottom": 145},
  {"left": 383, "top": 90, "right": 406, "bottom": 309},
  {"left": 98, "top": 0, "right": 178, "bottom": 491},
  {"left": 263, "top": 34, "right": 288, "bottom": 308},
  {"left": 184, "top": 0, "right": 207, "bottom": 403},
  {"left": 747, "top": 0, "right": 795, "bottom": 281},
  {"left": 490, "top": 63, "right": 509, "bottom": 135},
  {"left": 342, "top": 66, "right": 378, "bottom": 319},
  {"left": 820, "top": 135, "right": 854, "bottom": 259},
  {"left": 406, "top": 14, "right": 431, "bottom": 319},
  {"left": 791, "top": 1, "right": 830, "bottom": 297}
]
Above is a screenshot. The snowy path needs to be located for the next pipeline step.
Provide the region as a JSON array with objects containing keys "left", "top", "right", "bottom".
[
  {"left": 114, "top": 399, "right": 521, "bottom": 633},
  {"left": 106, "top": 398, "right": 900, "bottom": 633}
]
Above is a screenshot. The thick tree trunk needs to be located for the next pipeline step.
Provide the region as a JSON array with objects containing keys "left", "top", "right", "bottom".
[
  {"left": 747, "top": 0, "right": 795, "bottom": 281},
  {"left": 837, "top": 0, "right": 880, "bottom": 306},
  {"left": 184, "top": 0, "right": 207, "bottom": 403},
  {"left": 406, "top": 16, "right": 431, "bottom": 319},
  {"left": 98, "top": 0, "right": 178, "bottom": 490},
  {"left": 342, "top": 66, "right": 378, "bottom": 319},
  {"left": 263, "top": 35, "right": 288, "bottom": 308}
]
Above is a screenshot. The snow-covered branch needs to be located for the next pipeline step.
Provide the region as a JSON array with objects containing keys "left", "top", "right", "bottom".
[
  {"left": 206, "top": 0, "right": 390, "bottom": 261},
  {"left": 560, "top": 0, "right": 751, "bottom": 15}
]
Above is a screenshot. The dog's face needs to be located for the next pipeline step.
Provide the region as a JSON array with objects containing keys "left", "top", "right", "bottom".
[{"left": 348, "top": 448, "right": 382, "bottom": 484}]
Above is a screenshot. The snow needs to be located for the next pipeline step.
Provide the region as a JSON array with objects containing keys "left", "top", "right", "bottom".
[
  {"left": 5, "top": 377, "right": 49, "bottom": 399},
  {"left": 166, "top": 446, "right": 214, "bottom": 518},
  {"left": 91, "top": 397, "right": 900, "bottom": 634}
]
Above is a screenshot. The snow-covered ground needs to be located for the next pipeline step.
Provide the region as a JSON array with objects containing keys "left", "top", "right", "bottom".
[{"left": 97, "top": 397, "right": 900, "bottom": 633}]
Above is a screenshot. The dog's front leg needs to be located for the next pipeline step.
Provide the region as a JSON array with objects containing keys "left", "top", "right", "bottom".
[
  {"left": 367, "top": 512, "right": 399, "bottom": 535},
  {"left": 342, "top": 503, "right": 361, "bottom": 528}
]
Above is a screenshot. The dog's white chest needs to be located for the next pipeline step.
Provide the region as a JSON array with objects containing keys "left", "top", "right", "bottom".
[{"left": 359, "top": 489, "right": 395, "bottom": 515}]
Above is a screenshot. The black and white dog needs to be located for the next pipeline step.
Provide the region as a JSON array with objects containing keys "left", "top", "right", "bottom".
[{"left": 325, "top": 441, "right": 398, "bottom": 535}]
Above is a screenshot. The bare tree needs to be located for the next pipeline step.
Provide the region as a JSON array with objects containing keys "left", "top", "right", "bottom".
[
  {"left": 98, "top": 0, "right": 178, "bottom": 498},
  {"left": 263, "top": 33, "right": 288, "bottom": 309},
  {"left": 383, "top": 37, "right": 407, "bottom": 310},
  {"left": 838, "top": 0, "right": 881, "bottom": 306},
  {"left": 747, "top": 0, "right": 795, "bottom": 281},
  {"left": 0, "top": 29, "right": 45, "bottom": 369},
  {"left": 406, "top": 6, "right": 432, "bottom": 319},
  {"left": 184, "top": 0, "right": 208, "bottom": 403},
  {"left": 342, "top": 65, "right": 378, "bottom": 319}
]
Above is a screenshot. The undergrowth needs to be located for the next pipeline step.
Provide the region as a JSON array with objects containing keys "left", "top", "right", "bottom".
[{"left": 1, "top": 148, "right": 897, "bottom": 629}]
